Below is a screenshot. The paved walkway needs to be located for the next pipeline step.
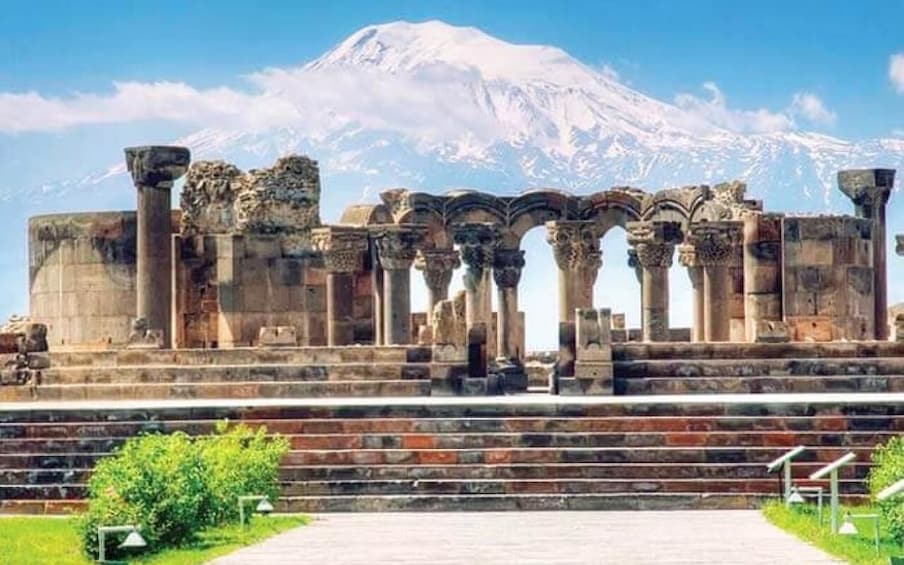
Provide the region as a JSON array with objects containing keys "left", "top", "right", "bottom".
[{"left": 209, "top": 511, "right": 839, "bottom": 564}]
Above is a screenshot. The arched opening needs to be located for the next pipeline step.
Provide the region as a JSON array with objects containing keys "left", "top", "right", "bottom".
[
  {"left": 594, "top": 226, "right": 641, "bottom": 336},
  {"left": 517, "top": 227, "right": 559, "bottom": 353}
]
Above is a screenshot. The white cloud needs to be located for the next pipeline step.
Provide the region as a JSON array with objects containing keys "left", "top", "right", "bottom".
[
  {"left": 674, "top": 82, "right": 794, "bottom": 134},
  {"left": 789, "top": 92, "right": 836, "bottom": 126},
  {"left": 891, "top": 53, "right": 904, "bottom": 93}
]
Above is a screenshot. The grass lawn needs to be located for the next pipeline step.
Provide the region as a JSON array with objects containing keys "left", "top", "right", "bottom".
[
  {"left": 0, "top": 514, "right": 308, "bottom": 565},
  {"left": 763, "top": 500, "right": 903, "bottom": 565}
]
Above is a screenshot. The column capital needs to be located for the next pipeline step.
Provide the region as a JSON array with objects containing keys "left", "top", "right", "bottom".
[
  {"left": 370, "top": 224, "right": 427, "bottom": 270},
  {"left": 492, "top": 248, "right": 526, "bottom": 288},
  {"left": 415, "top": 248, "right": 460, "bottom": 293},
  {"left": 452, "top": 223, "right": 501, "bottom": 271},
  {"left": 897, "top": 234, "right": 904, "bottom": 256},
  {"left": 626, "top": 221, "right": 680, "bottom": 269},
  {"left": 124, "top": 145, "right": 191, "bottom": 189},
  {"left": 838, "top": 169, "right": 896, "bottom": 213},
  {"left": 545, "top": 220, "right": 601, "bottom": 270},
  {"left": 311, "top": 226, "right": 369, "bottom": 273},
  {"left": 687, "top": 222, "right": 743, "bottom": 267}
]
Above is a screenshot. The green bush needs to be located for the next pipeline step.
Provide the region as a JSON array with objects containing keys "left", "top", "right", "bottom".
[
  {"left": 200, "top": 421, "right": 289, "bottom": 524},
  {"left": 78, "top": 422, "right": 288, "bottom": 560},
  {"left": 868, "top": 435, "right": 904, "bottom": 545}
]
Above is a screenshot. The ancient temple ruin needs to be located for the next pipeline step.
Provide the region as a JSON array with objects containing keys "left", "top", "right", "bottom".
[{"left": 5, "top": 144, "right": 904, "bottom": 515}]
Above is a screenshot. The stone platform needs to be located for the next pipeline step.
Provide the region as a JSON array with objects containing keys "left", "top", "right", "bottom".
[{"left": 1, "top": 393, "right": 899, "bottom": 514}]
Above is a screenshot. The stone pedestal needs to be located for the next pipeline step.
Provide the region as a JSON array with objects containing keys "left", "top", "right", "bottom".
[
  {"left": 838, "top": 169, "right": 896, "bottom": 340},
  {"left": 492, "top": 248, "right": 525, "bottom": 361},
  {"left": 560, "top": 308, "right": 614, "bottom": 395},
  {"left": 311, "top": 226, "right": 368, "bottom": 346},
  {"left": 678, "top": 244, "right": 705, "bottom": 342},
  {"left": 372, "top": 225, "right": 426, "bottom": 345},
  {"left": 125, "top": 145, "right": 191, "bottom": 348},
  {"left": 627, "top": 222, "right": 680, "bottom": 342},
  {"left": 743, "top": 213, "right": 784, "bottom": 342},
  {"left": 689, "top": 222, "right": 742, "bottom": 342}
]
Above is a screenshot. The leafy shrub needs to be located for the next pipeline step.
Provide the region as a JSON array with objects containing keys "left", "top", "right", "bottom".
[
  {"left": 199, "top": 421, "right": 288, "bottom": 524},
  {"left": 868, "top": 436, "right": 904, "bottom": 544},
  {"left": 78, "top": 432, "right": 209, "bottom": 559},
  {"left": 78, "top": 422, "right": 288, "bottom": 559}
]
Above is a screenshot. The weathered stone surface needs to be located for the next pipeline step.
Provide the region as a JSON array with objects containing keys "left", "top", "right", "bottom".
[
  {"left": 180, "top": 161, "right": 243, "bottom": 235},
  {"left": 258, "top": 326, "right": 298, "bottom": 347},
  {"left": 124, "top": 146, "right": 191, "bottom": 189},
  {"left": 752, "top": 320, "right": 790, "bottom": 343},
  {"left": 311, "top": 227, "right": 368, "bottom": 273},
  {"left": 235, "top": 156, "right": 321, "bottom": 237},
  {"left": 895, "top": 314, "right": 904, "bottom": 343},
  {"left": 126, "top": 317, "right": 164, "bottom": 350}
]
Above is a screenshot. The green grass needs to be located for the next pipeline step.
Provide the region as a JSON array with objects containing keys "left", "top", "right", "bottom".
[
  {"left": 0, "top": 515, "right": 308, "bottom": 565},
  {"left": 763, "top": 500, "right": 903, "bottom": 565}
]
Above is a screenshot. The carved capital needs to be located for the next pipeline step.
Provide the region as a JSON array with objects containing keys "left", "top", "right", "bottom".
[
  {"left": 492, "top": 249, "right": 526, "bottom": 289},
  {"left": 838, "top": 169, "right": 895, "bottom": 215},
  {"left": 311, "top": 226, "right": 368, "bottom": 273},
  {"left": 124, "top": 145, "right": 191, "bottom": 189},
  {"left": 371, "top": 224, "right": 427, "bottom": 270},
  {"left": 545, "top": 220, "right": 601, "bottom": 271},
  {"left": 687, "top": 222, "right": 743, "bottom": 267},
  {"left": 452, "top": 223, "right": 501, "bottom": 274},
  {"left": 415, "top": 249, "right": 460, "bottom": 293},
  {"left": 677, "top": 243, "right": 699, "bottom": 268},
  {"left": 626, "top": 221, "right": 680, "bottom": 269}
]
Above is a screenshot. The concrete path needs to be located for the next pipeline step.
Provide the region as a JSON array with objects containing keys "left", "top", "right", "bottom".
[{"left": 208, "top": 511, "right": 840, "bottom": 564}]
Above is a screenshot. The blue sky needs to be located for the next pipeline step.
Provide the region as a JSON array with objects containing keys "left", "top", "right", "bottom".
[{"left": 2, "top": 0, "right": 903, "bottom": 139}]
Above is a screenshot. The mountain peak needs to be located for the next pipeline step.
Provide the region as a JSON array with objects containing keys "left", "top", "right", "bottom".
[{"left": 310, "top": 20, "right": 585, "bottom": 85}]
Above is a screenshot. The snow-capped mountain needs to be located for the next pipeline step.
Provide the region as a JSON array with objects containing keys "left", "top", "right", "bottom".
[{"left": 20, "top": 20, "right": 904, "bottom": 216}]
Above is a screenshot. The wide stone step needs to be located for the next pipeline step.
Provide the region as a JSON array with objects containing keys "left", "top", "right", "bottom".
[
  {"left": 3, "top": 414, "right": 899, "bottom": 439},
  {"left": 615, "top": 358, "right": 904, "bottom": 378},
  {"left": 38, "top": 363, "right": 431, "bottom": 385},
  {"left": 274, "top": 493, "right": 772, "bottom": 512},
  {"left": 0, "top": 380, "right": 431, "bottom": 401},
  {"left": 617, "top": 375, "right": 904, "bottom": 395},
  {"left": 614, "top": 342, "right": 904, "bottom": 361},
  {"left": 0, "top": 445, "right": 878, "bottom": 470},
  {"left": 0, "top": 461, "right": 873, "bottom": 485},
  {"left": 48, "top": 346, "right": 431, "bottom": 368},
  {"left": 0, "top": 430, "right": 892, "bottom": 454}
]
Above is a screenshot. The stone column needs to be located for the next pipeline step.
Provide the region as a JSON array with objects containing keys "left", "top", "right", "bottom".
[
  {"left": 414, "top": 249, "right": 461, "bottom": 324},
  {"left": 742, "top": 212, "right": 784, "bottom": 341},
  {"left": 453, "top": 223, "right": 501, "bottom": 331},
  {"left": 372, "top": 225, "right": 426, "bottom": 345},
  {"left": 546, "top": 220, "right": 600, "bottom": 377},
  {"left": 838, "top": 169, "right": 896, "bottom": 340},
  {"left": 678, "top": 244, "right": 705, "bottom": 342},
  {"left": 124, "top": 145, "right": 191, "bottom": 348},
  {"left": 492, "top": 248, "right": 525, "bottom": 360},
  {"left": 311, "top": 226, "right": 368, "bottom": 346},
  {"left": 371, "top": 245, "right": 384, "bottom": 345},
  {"left": 627, "top": 222, "right": 679, "bottom": 342},
  {"left": 689, "top": 222, "right": 743, "bottom": 342}
]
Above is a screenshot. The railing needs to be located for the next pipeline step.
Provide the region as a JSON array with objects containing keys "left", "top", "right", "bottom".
[
  {"left": 809, "top": 452, "right": 857, "bottom": 532},
  {"left": 766, "top": 445, "right": 806, "bottom": 505}
]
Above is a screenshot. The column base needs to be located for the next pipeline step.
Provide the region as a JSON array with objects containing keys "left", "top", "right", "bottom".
[{"left": 489, "top": 357, "right": 528, "bottom": 393}]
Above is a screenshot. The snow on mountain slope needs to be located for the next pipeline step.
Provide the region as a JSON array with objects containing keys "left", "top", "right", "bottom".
[{"left": 17, "top": 20, "right": 904, "bottom": 215}]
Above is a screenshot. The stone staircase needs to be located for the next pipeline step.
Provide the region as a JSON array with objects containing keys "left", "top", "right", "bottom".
[
  {"left": 0, "top": 346, "right": 435, "bottom": 401},
  {"left": 614, "top": 342, "right": 904, "bottom": 395},
  {"left": 1, "top": 395, "right": 896, "bottom": 513}
]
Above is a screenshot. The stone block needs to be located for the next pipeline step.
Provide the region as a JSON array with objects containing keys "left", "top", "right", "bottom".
[
  {"left": 575, "top": 308, "right": 612, "bottom": 362},
  {"left": 433, "top": 344, "right": 466, "bottom": 363},
  {"left": 611, "top": 313, "right": 626, "bottom": 330},
  {"left": 558, "top": 375, "right": 613, "bottom": 396},
  {"left": 274, "top": 259, "right": 304, "bottom": 286},
  {"left": 895, "top": 314, "right": 904, "bottom": 343},
  {"left": 127, "top": 319, "right": 164, "bottom": 350},
  {"left": 258, "top": 325, "right": 297, "bottom": 347},
  {"left": 788, "top": 316, "right": 834, "bottom": 342},
  {"left": 800, "top": 240, "right": 834, "bottom": 265},
  {"left": 753, "top": 320, "right": 790, "bottom": 343}
]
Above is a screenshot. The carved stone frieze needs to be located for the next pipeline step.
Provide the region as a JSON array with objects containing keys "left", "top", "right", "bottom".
[
  {"left": 545, "top": 221, "right": 601, "bottom": 271},
  {"left": 415, "top": 249, "right": 460, "bottom": 294},
  {"left": 124, "top": 145, "right": 191, "bottom": 189},
  {"left": 626, "top": 221, "right": 681, "bottom": 269}
]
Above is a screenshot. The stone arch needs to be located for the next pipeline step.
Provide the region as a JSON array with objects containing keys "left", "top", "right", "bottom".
[
  {"left": 579, "top": 189, "right": 644, "bottom": 237},
  {"left": 508, "top": 189, "right": 577, "bottom": 246}
]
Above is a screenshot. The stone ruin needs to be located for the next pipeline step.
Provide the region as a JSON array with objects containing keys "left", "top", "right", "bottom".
[{"left": 21, "top": 144, "right": 903, "bottom": 395}]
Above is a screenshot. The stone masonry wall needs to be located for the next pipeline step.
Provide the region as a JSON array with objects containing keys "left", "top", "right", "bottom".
[
  {"left": 782, "top": 216, "right": 874, "bottom": 341},
  {"left": 28, "top": 211, "right": 175, "bottom": 347}
]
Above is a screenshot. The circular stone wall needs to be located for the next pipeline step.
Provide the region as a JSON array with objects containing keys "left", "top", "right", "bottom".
[{"left": 28, "top": 212, "right": 139, "bottom": 347}]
